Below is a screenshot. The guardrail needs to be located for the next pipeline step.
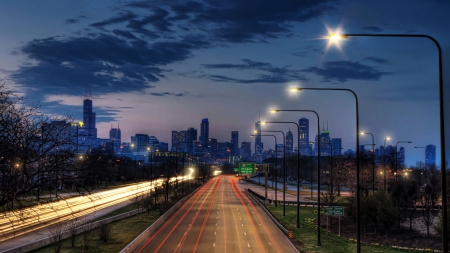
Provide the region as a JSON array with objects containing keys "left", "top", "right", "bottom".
[{"left": 119, "top": 181, "right": 206, "bottom": 253}]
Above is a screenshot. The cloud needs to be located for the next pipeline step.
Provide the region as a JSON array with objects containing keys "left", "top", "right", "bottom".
[
  {"left": 362, "top": 26, "right": 383, "bottom": 32},
  {"left": 150, "top": 92, "right": 185, "bottom": 96},
  {"left": 65, "top": 15, "right": 87, "bottom": 24},
  {"left": 122, "top": 0, "right": 337, "bottom": 43},
  {"left": 11, "top": 34, "right": 210, "bottom": 100},
  {"left": 90, "top": 11, "right": 137, "bottom": 27},
  {"left": 363, "top": 57, "right": 390, "bottom": 64},
  {"left": 200, "top": 59, "right": 308, "bottom": 83},
  {"left": 302, "top": 61, "right": 391, "bottom": 82}
]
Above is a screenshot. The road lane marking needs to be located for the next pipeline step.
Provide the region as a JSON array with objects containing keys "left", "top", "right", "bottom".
[
  {"left": 248, "top": 243, "right": 250, "bottom": 247},
  {"left": 244, "top": 232, "right": 246, "bottom": 235},
  {"left": 213, "top": 243, "right": 215, "bottom": 247}
]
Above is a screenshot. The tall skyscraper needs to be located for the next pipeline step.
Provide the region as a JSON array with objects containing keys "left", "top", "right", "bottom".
[
  {"left": 299, "top": 118, "right": 309, "bottom": 155},
  {"left": 255, "top": 121, "right": 263, "bottom": 155},
  {"left": 240, "top": 142, "right": 252, "bottom": 159},
  {"left": 331, "top": 138, "right": 342, "bottom": 156},
  {"left": 399, "top": 147, "right": 406, "bottom": 167},
  {"left": 200, "top": 118, "right": 209, "bottom": 148},
  {"left": 286, "top": 130, "right": 293, "bottom": 154},
  {"left": 109, "top": 124, "right": 121, "bottom": 153},
  {"left": 425, "top": 144, "right": 436, "bottom": 166},
  {"left": 315, "top": 128, "right": 331, "bottom": 156},
  {"left": 171, "top": 131, "right": 187, "bottom": 151},
  {"left": 231, "top": 131, "right": 239, "bottom": 156},
  {"left": 79, "top": 88, "right": 97, "bottom": 148},
  {"left": 186, "top": 127, "right": 197, "bottom": 150}
]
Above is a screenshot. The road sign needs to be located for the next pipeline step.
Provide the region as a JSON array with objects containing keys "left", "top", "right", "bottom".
[
  {"left": 238, "top": 163, "right": 255, "bottom": 174},
  {"left": 324, "top": 206, "right": 344, "bottom": 216},
  {"left": 233, "top": 168, "right": 238, "bottom": 172}
]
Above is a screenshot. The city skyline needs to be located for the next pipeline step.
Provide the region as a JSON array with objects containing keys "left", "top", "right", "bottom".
[{"left": 0, "top": 1, "right": 449, "bottom": 166}]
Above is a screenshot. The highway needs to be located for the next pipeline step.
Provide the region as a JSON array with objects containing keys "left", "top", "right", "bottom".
[
  {"left": 136, "top": 175, "right": 298, "bottom": 253},
  {"left": 0, "top": 176, "right": 185, "bottom": 242}
]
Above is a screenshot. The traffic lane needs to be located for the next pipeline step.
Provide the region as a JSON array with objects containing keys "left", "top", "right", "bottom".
[
  {"left": 137, "top": 177, "right": 220, "bottom": 252},
  {"left": 234, "top": 178, "right": 298, "bottom": 253}
]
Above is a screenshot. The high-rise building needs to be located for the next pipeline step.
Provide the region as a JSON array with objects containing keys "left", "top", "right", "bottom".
[
  {"left": 131, "top": 134, "right": 150, "bottom": 152},
  {"left": 331, "top": 138, "right": 342, "bottom": 156},
  {"left": 240, "top": 142, "right": 252, "bottom": 159},
  {"left": 231, "top": 131, "right": 239, "bottom": 156},
  {"left": 208, "top": 138, "right": 217, "bottom": 158},
  {"left": 315, "top": 128, "right": 331, "bottom": 156},
  {"left": 286, "top": 130, "right": 293, "bottom": 154},
  {"left": 109, "top": 124, "right": 121, "bottom": 153},
  {"left": 186, "top": 128, "right": 197, "bottom": 150},
  {"left": 171, "top": 131, "right": 187, "bottom": 151},
  {"left": 80, "top": 88, "right": 97, "bottom": 147},
  {"left": 299, "top": 118, "right": 309, "bottom": 155},
  {"left": 255, "top": 121, "right": 263, "bottom": 155},
  {"left": 425, "top": 144, "right": 436, "bottom": 166},
  {"left": 200, "top": 118, "right": 209, "bottom": 148}
]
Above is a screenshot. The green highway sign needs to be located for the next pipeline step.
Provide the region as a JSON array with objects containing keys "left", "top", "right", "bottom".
[
  {"left": 324, "top": 206, "right": 344, "bottom": 216},
  {"left": 238, "top": 163, "right": 255, "bottom": 174},
  {"left": 233, "top": 168, "right": 238, "bottom": 172}
]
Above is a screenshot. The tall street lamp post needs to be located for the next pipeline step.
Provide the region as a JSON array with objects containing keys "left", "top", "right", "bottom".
[
  {"left": 361, "top": 132, "right": 375, "bottom": 193},
  {"left": 256, "top": 130, "right": 286, "bottom": 208},
  {"left": 395, "top": 141, "right": 412, "bottom": 180},
  {"left": 262, "top": 121, "right": 301, "bottom": 229},
  {"left": 304, "top": 144, "right": 314, "bottom": 198},
  {"left": 383, "top": 137, "right": 391, "bottom": 191},
  {"left": 251, "top": 134, "right": 276, "bottom": 205},
  {"left": 271, "top": 109, "right": 321, "bottom": 246},
  {"left": 291, "top": 87, "right": 359, "bottom": 250},
  {"left": 329, "top": 32, "right": 447, "bottom": 252}
]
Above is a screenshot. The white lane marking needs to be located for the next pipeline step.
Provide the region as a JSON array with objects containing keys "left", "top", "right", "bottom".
[
  {"left": 184, "top": 232, "right": 186, "bottom": 235},
  {"left": 213, "top": 243, "right": 215, "bottom": 247},
  {"left": 215, "top": 231, "right": 216, "bottom": 235},
  {"left": 242, "top": 224, "right": 244, "bottom": 226},
  {"left": 244, "top": 232, "right": 247, "bottom": 235},
  {"left": 216, "top": 223, "right": 217, "bottom": 226},
  {"left": 178, "top": 243, "right": 181, "bottom": 247},
  {"left": 248, "top": 243, "right": 250, "bottom": 247},
  {"left": 268, "top": 243, "right": 272, "bottom": 246}
]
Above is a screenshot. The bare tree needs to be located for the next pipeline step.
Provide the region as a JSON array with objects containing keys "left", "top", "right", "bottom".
[
  {"left": 66, "top": 218, "right": 81, "bottom": 247},
  {"left": 47, "top": 222, "right": 65, "bottom": 253},
  {"left": 0, "top": 83, "right": 89, "bottom": 210}
]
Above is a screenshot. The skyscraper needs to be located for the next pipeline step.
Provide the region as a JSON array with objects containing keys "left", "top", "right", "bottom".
[
  {"left": 171, "top": 131, "right": 187, "bottom": 151},
  {"left": 331, "top": 138, "right": 342, "bottom": 156},
  {"left": 231, "top": 131, "right": 239, "bottom": 156},
  {"left": 425, "top": 144, "right": 436, "bottom": 166},
  {"left": 315, "top": 128, "right": 331, "bottom": 156},
  {"left": 109, "top": 124, "right": 121, "bottom": 153},
  {"left": 286, "top": 130, "right": 293, "bottom": 154},
  {"left": 186, "top": 127, "right": 197, "bottom": 150},
  {"left": 200, "top": 118, "right": 209, "bottom": 148},
  {"left": 240, "top": 142, "right": 252, "bottom": 159},
  {"left": 299, "top": 118, "right": 309, "bottom": 155},
  {"left": 255, "top": 121, "right": 263, "bottom": 155},
  {"left": 79, "top": 88, "right": 97, "bottom": 148}
]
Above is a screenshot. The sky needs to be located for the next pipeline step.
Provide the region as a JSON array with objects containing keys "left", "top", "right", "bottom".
[{"left": 1, "top": 0, "right": 450, "bottom": 166}]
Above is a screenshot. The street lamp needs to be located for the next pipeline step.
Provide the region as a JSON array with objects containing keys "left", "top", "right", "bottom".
[
  {"left": 328, "top": 32, "right": 447, "bottom": 252},
  {"left": 254, "top": 130, "right": 286, "bottom": 209},
  {"left": 250, "top": 134, "right": 276, "bottom": 205},
  {"left": 361, "top": 132, "right": 375, "bottom": 193},
  {"left": 271, "top": 108, "right": 321, "bottom": 246},
  {"left": 383, "top": 137, "right": 391, "bottom": 191},
  {"left": 395, "top": 141, "right": 412, "bottom": 180},
  {"left": 291, "top": 87, "right": 359, "bottom": 250},
  {"left": 262, "top": 121, "right": 301, "bottom": 229}
]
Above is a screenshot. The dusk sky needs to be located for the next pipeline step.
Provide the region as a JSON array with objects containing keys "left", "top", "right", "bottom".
[{"left": 1, "top": 0, "right": 450, "bottom": 166}]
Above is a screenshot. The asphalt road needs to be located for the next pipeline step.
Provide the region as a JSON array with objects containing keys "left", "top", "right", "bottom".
[{"left": 136, "top": 175, "right": 298, "bottom": 253}]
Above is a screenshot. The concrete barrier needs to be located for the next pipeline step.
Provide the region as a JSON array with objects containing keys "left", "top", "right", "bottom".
[
  {"left": 3, "top": 209, "right": 141, "bottom": 253},
  {"left": 119, "top": 182, "right": 205, "bottom": 253}
]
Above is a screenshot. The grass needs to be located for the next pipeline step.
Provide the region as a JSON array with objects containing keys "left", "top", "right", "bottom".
[
  {"left": 265, "top": 205, "right": 420, "bottom": 253},
  {"left": 30, "top": 209, "right": 161, "bottom": 253}
]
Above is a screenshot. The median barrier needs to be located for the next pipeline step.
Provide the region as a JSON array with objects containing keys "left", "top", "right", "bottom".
[{"left": 119, "top": 181, "right": 207, "bottom": 253}]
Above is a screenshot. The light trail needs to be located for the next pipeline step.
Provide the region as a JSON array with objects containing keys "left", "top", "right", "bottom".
[{"left": 0, "top": 177, "right": 187, "bottom": 241}]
